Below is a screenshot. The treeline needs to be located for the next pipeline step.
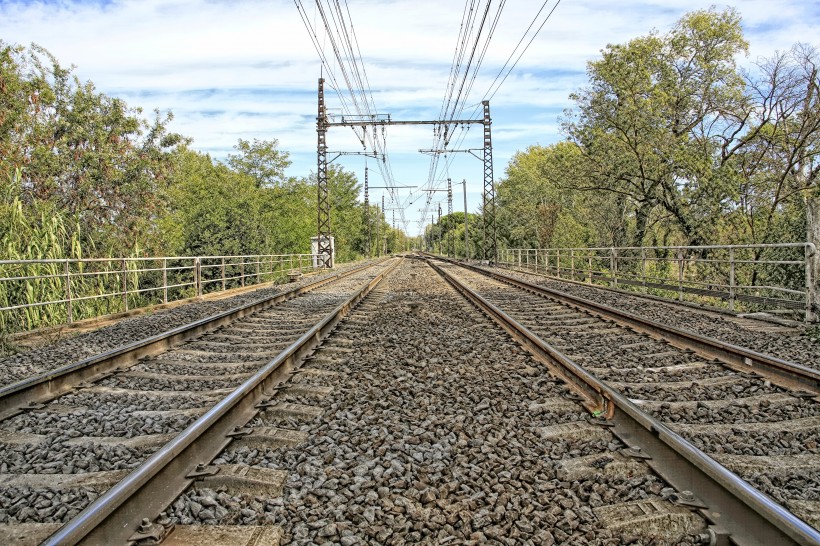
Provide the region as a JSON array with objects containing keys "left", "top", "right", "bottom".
[
  {"left": 495, "top": 8, "right": 820, "bottom": 251},
  {"left": 0, "top": 41, "right": 405, "bottom": 267}
]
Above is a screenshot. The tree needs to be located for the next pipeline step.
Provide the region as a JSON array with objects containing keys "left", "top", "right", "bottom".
[
  {"left": 0, "top": 41, "right": 186, "bottom": 256},
  {"left": 161, "top": 149, "right": 264, "bottom": 256},
  {"left": 496, "top": 142, "right": 625, "bottom": 248},
  {"left": 562, "top": 8, "right": 749, "bottom": 246},
  {"left": 226, "top": 138, "right": 291, "bottom": 188}
]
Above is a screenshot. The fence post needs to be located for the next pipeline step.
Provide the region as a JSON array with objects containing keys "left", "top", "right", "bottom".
[
  {"left": 221, "top": 258, "right": 226, "bottom": 291},
  {"left": 641, "top": 248, "right": 647, "bottom": 293},
  {"left": 808, "top": 198, "right": 820, "bottom": 322},
  {"left": 195, "top": 257, "right": 202, "bottom": 297},
  {"left": 121, "top": 259, "right": 128, "bottom": 312},
  {"left": 557, "top": 250, "right": 561, "bottom": 278},
  {"left": 729, "top": 248, "right": 736, "bottom": 312},
  {"left": 535, "top": 249, "right": 539, "bottom": 273},
  {"left": 64, "top": 260, "right": 73, "bottom": 324},
  {"left": 240, "top": 260, "right": 245, "bottom": 287},
  {"left": 677, "top": 249, "right": 685, "bottom": 301},
  {"left": 570, "top": 249, "right": 575, "bottom": 280},
  {"left": 163, "top": 258, "right": 168, "bottom": 304},
  {"left": 610, "top": 248, "right": 618, "bottom": 288},
  {"left": 588, "top": 254, "right": 593, "bottom": 283},
  {"left": 806, "top": 244, "right": 816, "bottom": 322},
  {"left": 256, "top": 256, "right": 261, "bottom": 284}
]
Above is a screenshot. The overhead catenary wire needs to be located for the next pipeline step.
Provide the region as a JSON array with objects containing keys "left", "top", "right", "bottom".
[
  {"left": 427, "top": 0, "right": 562, "bottom": 211},
  {"left": 297, "top": 0, "right": 561, "bottom": 236},
  {"left": 296, "top": 0, "right": 411, "bottom": 231}
]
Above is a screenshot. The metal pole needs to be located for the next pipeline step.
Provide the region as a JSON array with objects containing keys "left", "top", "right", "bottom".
[
  {"left": 807, "top": 243, "right": 817, "bottom": 322},
  {"left": 431, "top": 214, "right": 435, "bottom": 253},
  {"left": 437, "top": 203, "right": 442, "bottom": 255},
  {"left": 64, "top": 260, "right": 73, "bottom": 324},
  {"left": 121, "top": 259, "right": 128, "bottom": 312},
  {"left": 481, "top": 100, "right": 497, "bottom": 263},
  {"left": 381, "top": 196, "right": 385, "bottom": 257},
  {"left": 162, "top": 258, "right": 168, "bottom": 304},
  {"left": 221, "top": 258, "right": 226, "bottom": 291},
  {"left": 729, "top": 248, "right": 736, "bottom": 311},
  {"left": 462, "top": 179, "right": 469, "bottom": 261},
  {"left": 611, "top": 248, "right": 618, "bottom": 288},
  {"left": 677, "top": 249, "right": 685, "bottom": 301},
  {"left": 195, "top": 257, "right": 202, "bottom": 297},
  {"left": 364, "top": 166, "right": 370, "bottom": 258},
  {"left": 447, "top": 178, "right": 454, "bottom": 258},
  {"left": 641, "top": 248, "right": 647, "bottom": 293}
]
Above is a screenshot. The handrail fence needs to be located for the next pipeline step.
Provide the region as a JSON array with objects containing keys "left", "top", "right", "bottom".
[
  {"left": 0, "top": 253, "right": 319, "bottom": 334},
  {"left": 498, "top": 243, "right": 817, "bottom": 322}
]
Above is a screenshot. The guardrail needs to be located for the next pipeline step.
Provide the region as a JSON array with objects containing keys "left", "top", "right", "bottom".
[
  {"left": 0, "top": 254, "right": 319, "bottom": 334},
  {"left": 498, "top": 243, "right": 817, "bottom": 322}
]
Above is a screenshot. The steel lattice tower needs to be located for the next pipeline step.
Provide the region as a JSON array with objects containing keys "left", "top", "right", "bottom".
[
  {"left": 482, "top": 100, "right": 497, "bottom": 263},
  {"left": 316, "top": 79, "right": 332, "bottom": 267},
  {"left": 364, "top": 166, "right": 370, "bottom": 258},
  {"left": 447, "top": 177, "right": 454, "bottom": 257}
]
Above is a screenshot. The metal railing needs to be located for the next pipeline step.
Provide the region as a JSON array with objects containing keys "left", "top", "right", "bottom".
[
  {"left": 498, "top": 243, "right": 818, "bottom": 322},
  {"left": 0, "top": 253, "right": 319, "bottom": 334}
]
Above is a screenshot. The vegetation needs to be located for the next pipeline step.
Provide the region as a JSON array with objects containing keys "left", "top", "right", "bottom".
[
  {"left": 424, "top": 212, "right": 483, "bottom": 258},
  {"left": 0, "top": 40, "right": 397, "bottom": 334},
  {"left": 3, "top": 8, "right": 818, "bottom": 330},
  {"left": 496, "top": 8, "right": 820, "bottom": 253}
]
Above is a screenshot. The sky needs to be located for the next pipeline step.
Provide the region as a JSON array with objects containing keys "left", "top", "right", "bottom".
[{"left": 2, "top": 0, "right": 820, "bottom": 236}]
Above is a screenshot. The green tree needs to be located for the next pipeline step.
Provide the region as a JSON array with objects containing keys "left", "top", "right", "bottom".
[
  {"left": 562, "top": 8, "right": 749, "bottom": 246},
  {"left": 226, "top": 138, "right": 291, "bottom": 188},
  {"left": 0, "top": 41, "right": 186, "bottom": 256},
  {"left": 162, "top": 149, "right": 264, "bottom": 256}
]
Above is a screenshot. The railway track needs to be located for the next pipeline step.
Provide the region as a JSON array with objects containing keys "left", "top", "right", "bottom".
[
  {"left": 1, "top": 256, "right": 817, "bottom": 544},
  {"left": 95, "top": 257, "right": 722, "bottom": 545},
  {"left": 0, "top": 259, "right": 397, "bottom": 545},
  {"left": 427, "top": 256, "right": 820, "bottom": 545}
]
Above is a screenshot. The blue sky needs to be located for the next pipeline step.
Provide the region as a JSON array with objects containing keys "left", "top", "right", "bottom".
[{"left": 2, "top": 0, "right": 820, "bottom": 236}]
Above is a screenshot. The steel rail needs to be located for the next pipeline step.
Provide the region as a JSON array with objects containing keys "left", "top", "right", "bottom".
[
  {"left": 44, "top": 257, "right": 402, "bottom": 545},
  {"left": 0, "top": 260, "right": 386, "bottom": 422},
  {"left": 440, "top": 256, "right": 820, "bottom": 395},
  {"left": 426, "top": 257, "right": 820, "bottom": 546}
]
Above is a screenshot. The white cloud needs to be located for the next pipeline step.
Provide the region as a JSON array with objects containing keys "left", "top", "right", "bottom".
[{"left": 2, "top": 0, "right": 819, "bottom": 235}]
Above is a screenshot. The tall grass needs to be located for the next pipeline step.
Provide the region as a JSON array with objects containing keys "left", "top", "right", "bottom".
[{"left": 0, "top": 168, "right": 115, "bottom": 333}]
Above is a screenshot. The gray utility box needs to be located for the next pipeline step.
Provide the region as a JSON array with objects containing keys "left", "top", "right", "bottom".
[{"left": 310, "top": 236, "right": 335, "bottom": 268}]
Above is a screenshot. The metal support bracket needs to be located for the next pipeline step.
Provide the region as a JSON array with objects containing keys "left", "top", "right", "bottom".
[
  {"left": 620, "top": 446, "right": 652, "bottom": 459},
  {"left": 226, "top": 426, "right": 253, "bottom": 438},
  {"left": 185, "top": 463, "right": 220, "bottom": 479},
  {"left": 662, "top": 488, "right": 709, "bottom": 510},
  {"left": 127, "top": 517, "right": 174, "bottom": 545}
]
